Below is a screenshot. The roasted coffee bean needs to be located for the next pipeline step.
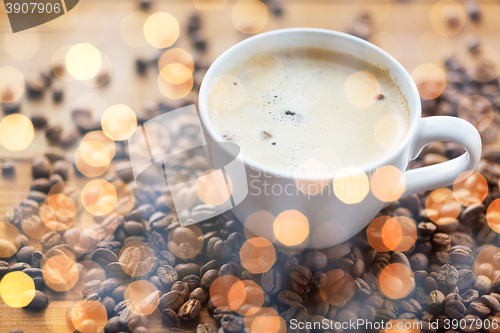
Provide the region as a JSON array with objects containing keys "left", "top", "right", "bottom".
[
  {"left": 175, "top": 263, "right": 200, "bottom": 280},
  {"left": 469, "top": 301, "right": 491, "bottom": 316},
  {"left": 161, "top": 308, "right": 179, "bottom": 327},
  {"left": 400, "top": 298, "right": 422, "bottom": 315},
  {"left": 24, "top": 290, "right": 49, "bottom": 310},
  {"left": 213, "top": 240, "right": 232, "bottom": 261},
  {"left": 85, "top": 268, "right": 106, "bottom": 282},
  {"left": 391, "top": 252, "right": 410, "bottom": 267},
  {"left": 373, "top": 257, "right": 390, "bottom": 276},
  {"left": 424, "top": 276, "right": 439, "bottom": 293},
  {"left": 171, "top": 281, "right": 190, "bottom": 300},
  {"left": 159, "top": 291, "right": 185, "bottom": 312},
  {"left": 462, "top": 289, "right": 479, "bottom": 306},
  {"left": 9, "top": 329, "right": 23, "bottom": 333},
  {"left": 305, "top": 251, "right": 328, "bottom": 271},
  {"left": 124, "top": 221, "right": 144, "bottom": 235},
  {"left": 197, "top": 323, "right": 218, "bottom": 333},
  {"left": 103, "top": 278, "right": 122, "bottom": 295},
  {"left": 178, "top": 299, "right": 201, "bottom": 321},
  {"left": 32, "top": 156, "right": 50, "bottom": 179},
  {"left": 409, "top": 253, "right": 429, "bottom": 271},
  {"left": 427, "top": 290, "right": 445, "bottom": 313},
  {"left": 220, "top": 314, "right": 244, "bottom": 332},
  {"left": 92, "top": 248, "right": 118, "bottom": 268},
  {"left": 190, "top": 287, "right": 209, "bottom": 303},
  {"left": 219, "top": 262, "right": 239, "bottom": 277},
  {"left": 436, "top": 264, "right": 459, "bottom": 289},
  {"left": 16, "top": 246, "right": 36, "bottom": 263},
  {"left": 157, "top": 265, "right": 178, "bottom": 289},
  {"left": 261, "top": 268, "right": 282, "bottom": 295},
  {"left": 481, "top": 294, "right": 500, "bottom": 313},
  {"left": 354, "top": 278, "right": 372, "bottom": 297},
  {"left": 102, "top": 296, "right": 116, "bottom": 317},
  {"left": 82, "top": 280, "right": 104, "bottom": 298},
  {"left": 457, "top": 269, "right": 475, "bottom": 291},
  {"left": 278, "top": 290, "right": 303, "bottom": 307},
  {"left": 226, "top": 232, "right": 244, "bottom": 252},
  {"left": 201, "top": 269, "right": 219, "bottom": 290},
  {"left": 474, "top": 275, "right": 492, "bottom": 295},
  {"left": 450, "top": 245, "right": 473, "bottom": 264},
  {"left": 183, "top": 274, "right": 201, "bottom": 292},
  {"left": 445, "top": 300, "right": 467, "bottom": 319},
  {"left": 40, "top": 231, "right": 61, "bottom": 248},
  {"left": 432, "top": 233, "right": 452, "bottom": 251}
]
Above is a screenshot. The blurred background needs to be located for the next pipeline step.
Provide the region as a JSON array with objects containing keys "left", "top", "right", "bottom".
[{"left": 1, "top": 0, "right": 500, "bottom": 331}]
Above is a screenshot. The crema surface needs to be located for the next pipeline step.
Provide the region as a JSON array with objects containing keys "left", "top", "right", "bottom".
[{"left": 208, "top": 47, "right": 410, "bottom": 175}]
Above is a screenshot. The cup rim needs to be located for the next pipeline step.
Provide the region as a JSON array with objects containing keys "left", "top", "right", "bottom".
[{"left": 198, "top": 27, "right": 421, "bottom": 180}]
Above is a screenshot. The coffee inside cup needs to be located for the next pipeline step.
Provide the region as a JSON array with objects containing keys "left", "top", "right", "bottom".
[{"left": 207, "top": 47, "right": 410, "bottom": 176}]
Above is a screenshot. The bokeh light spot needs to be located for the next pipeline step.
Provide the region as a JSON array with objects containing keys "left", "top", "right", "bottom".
[
  {"left": 240, "top": 237, "right": 276, "bottom": 274},
  {"left": 344, "top": 71, "right": 380, "bottom": 108},
  {"left": 430, "top": 0, "right": 466, "bottom": 35},
  {"left": 453, "top": 171, "right": 488, "bottom": 206},
  {"left": 210, "top": 275, "right": 240, "bottom": 308},
  {"left": 101, "top": 104, "right": 137, "bottom": 141},
  {"left": 458, "top": 95, "right": 494, "bottom": 132},
  {"left": 487, "top": 199, "right": 500, "bottom": 234},
  {"left": 4, "top": 28, "right": 40, "bottom": 60},
  {"left": 0, "top": 272, "right": 35, "bottom": 308},
  {"left": 209, "top": 74, "right": 245, "bottom": 111},
  {"left": 367, "top": 216, "right": 417, "bottom": 252},
  {"left": 197, "top": 169, "right": 233, "bottom": 206},
  {"left": 70, "top": 300, "right": 108, "bottom": 333},
  {"left": 82, "top": 179, "right": 117, "bottom": 216},
  {"left": 158, "top": 48, "right": 194, "bottom": 73},
  {"left": 231, "top": 0, "right": 268, "bottom": 34},
  {"left": 0, "top": 66, "right": 25, "bottom": 103},
  {"left": 465, "top": 46, "right": 500, "bottom": 83},
  {"left": 158, "top": 64, "right": 193, "bottom": 99},
  {"left": 378, "top": 263, "right": 414, "bottom": 299},
  {"left": 65, "top": 43, "right": 102, "bottom": 80},
  {"left": 319, "top": 269, "right": 355, "bottom": 306},
  {"left": 143, "top": 12, "right": 179, "bottom": 49},
  {"left": 374, "top": 114, "right": 407, "bottom": 151},
  {"left": 273, "top": 210, "right": 309, "bottom": 246},
  {"left": 333, "top": 167, "right": 369, "bottom": 204},
  {"left": 370, "top": 165, "right": 406, "bottom": 202},
  {"left": 0, "top": 114, "right": 34, "bottom": 151},
  {"left": 0, "top": 222, "right": 20, "bottom": 258},
  {"left": 244, "top": 210, "right": 276, "bottom": 242},
  {"left": 125, "top": 280, "right": 159, "bottom": 316},
  {"left": 248, "top": 53, "right": 284, "bottom": 90},
  {"left": 43, "top": 254, "right": 79, "bottom": 292},
  {"left": 228, "top": 280, "right": 264, "bottom": 316},
  {"left": 167, "top": 224, "right": 203, "bottom": 260},
  {"left": 119, "top": 241, "right": 154, "bottom": 277},
  {"left": 425, "top": 188, "right": 461, "bottom": 224},
  {"left": 411, "top": 63, "right": 446, "bottom": 100},
  {"left": 120, "top": 11, "right": 149, "bottom": 48}
]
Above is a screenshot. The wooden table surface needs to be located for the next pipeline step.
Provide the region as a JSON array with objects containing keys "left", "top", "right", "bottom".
[{"left": 1, "top": 0, "right": 500, "bottom": 332}]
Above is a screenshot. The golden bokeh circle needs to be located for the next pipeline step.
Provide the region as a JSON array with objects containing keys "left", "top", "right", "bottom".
[
  {"left": 378, "top": 263, "right": 414, "bottom": 299},
  {"left": 344, "top": 71, "right": 381, "bottom": 108},
  {"left": 370, "top": 165, "right": 406, "bottom": 202},
  {"left": 465, "top": 46, "right": 500, "bottom": 83},
  {"left": 458, "top": 95, "right": 494, "bottom": 132},
  {"left": 0, "top": 271, "right": 35, "bottom": 308},
  {"left": 65, "top": 43, "right": 102, "bottom": 81},
  {"left": 0, "top": 66, "right": 25, "bottom": 103},
  {"left": 240, "top": 237, "right": 276, "bottom": 274},
  {"left": 143, "top": 12, "right": 180, "bottom": 49},
  {"left": 167, "top": 224, "right": 204, "bottom": 260},
  {"left": 158, "top": 48, "right": 194, "bottom": 73},
  {"left": 231, "top": 0, "right": 268, "bottom": 34},
  {"left": 411, "top": 63, "right": 446, "bottom": 100},
  {"left": 273, "top": 210, "right": 310, "bottom": 246},
  {"left": 158, "top": 64, "right": 193, "bottom": 99},
  {"left": 333, "top": 167, "right": 369, "bottom": 204},
  {"left": 425, "top": 188, "right": 461, "bottom": 224},
  {"left": 82, "top": 179, "right": 117, "bottom": 216},
  {"left": 248, "top": 53, "right": 284, "bottom": 90},
  {"left": 453, "top": 171, "right": 488, "bottom": 206},
  {"left": 101, "top": 104, "right": 138, "bottom": 141},
  {"left": 319, "top": 269, "right": 355, "bottom": 306},
  {"left": 430, "top": 0, "right": 466, "bottom": 35},
  {"left": 125, "top": 280, "right": 159, "bottom": 316},
  {"left": 120, "top": 11, "right": 149, "bottom": 48},
  {"left": 0, "top": 114, "right": 34, "bottom": 152}
]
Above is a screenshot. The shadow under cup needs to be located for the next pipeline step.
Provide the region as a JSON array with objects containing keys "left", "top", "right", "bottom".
[{"left": 198, "top": 28, "right": 422, "bottom": 250}]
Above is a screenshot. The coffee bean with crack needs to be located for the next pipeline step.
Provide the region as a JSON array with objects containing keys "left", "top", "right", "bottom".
[
  {"left": 178, "top": 299, "right": 201, "bottom": 321},
  {"left": 436, "top": 264, "right": 459, "bottom": 289},
  {"left": 157, "top": 265, "right": 178, "bottom": 289}
]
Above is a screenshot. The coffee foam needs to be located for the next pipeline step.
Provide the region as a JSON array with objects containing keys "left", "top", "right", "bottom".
[{"left": 208, "top": 47, "right": 410, "bottom": 176}]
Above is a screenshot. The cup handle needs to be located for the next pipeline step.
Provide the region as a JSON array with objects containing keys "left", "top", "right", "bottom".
[{"left": 404, "top": 116, "right": 482, "bottom": 197}]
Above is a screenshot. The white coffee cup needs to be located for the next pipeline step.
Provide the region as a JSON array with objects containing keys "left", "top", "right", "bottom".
[{"left": 198, "top": 28, "right": 482, "bottom": 249}]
